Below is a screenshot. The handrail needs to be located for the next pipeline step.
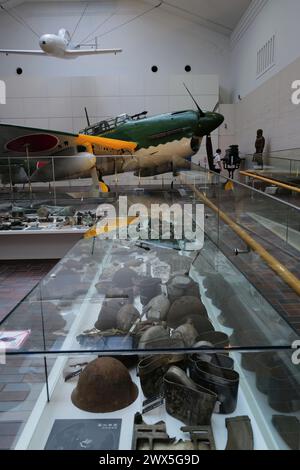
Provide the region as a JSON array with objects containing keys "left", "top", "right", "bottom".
[
  {"left": 187, "top": 166, "right": 300, "bottom": 212},
  {"left": 187, "top": 183, "right": 300, "bottom": 297},
  {"left": 241, "top": 171, "right": 300, "bottom": 194},
  {"left": 245, "top": 152, "right": 300, "bottom": 163}
]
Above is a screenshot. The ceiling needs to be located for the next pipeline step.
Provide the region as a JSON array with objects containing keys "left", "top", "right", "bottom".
[
  {"left": 0, "top": 0, "right": 253, "bottom": 36},
  {"left": 147, "top": 0, "right": 253, "bottom": 35}
]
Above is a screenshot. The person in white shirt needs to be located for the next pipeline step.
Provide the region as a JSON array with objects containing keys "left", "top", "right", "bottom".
[{"left": 213, "top": 149, "right": 222, "bottom": 174}]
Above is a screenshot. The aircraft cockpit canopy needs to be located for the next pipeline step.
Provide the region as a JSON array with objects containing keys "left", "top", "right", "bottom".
[{"left": 80, "top": 111, "right": 148, "bottom": 136}]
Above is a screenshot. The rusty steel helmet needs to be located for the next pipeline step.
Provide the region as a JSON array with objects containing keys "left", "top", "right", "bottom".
[
  {"left": 71, "top": 357, "right": 138, "bottom": 413},
  {"left": 167, "top": 296, "right": 208, "bottom": 329},
  {"left": 116, "top": 304, "right": 140, "bottom": 332}
]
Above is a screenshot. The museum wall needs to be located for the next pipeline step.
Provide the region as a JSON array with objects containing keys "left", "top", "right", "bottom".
[
  {"left": 234, "top": 54, "right": 300, "bottom": 156},
  {"left": 229, "top": 0, "right": 300, "bottom": 155},
  {"left": 231, "top": 0, "right": 300, "bottom": 101}
]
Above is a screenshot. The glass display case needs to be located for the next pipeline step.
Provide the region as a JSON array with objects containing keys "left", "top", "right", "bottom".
[{"left": 0, "top": 231, "right": 299, "bottom": 451}]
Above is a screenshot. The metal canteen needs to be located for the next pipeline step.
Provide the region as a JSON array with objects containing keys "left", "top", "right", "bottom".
[
  {"left": 94, "top": 298, "right": 129, "bottom": 331},
  {"left": 138, "top": 354, "right": 186, "bottom": 399},
  {"left": 143, "top": 295, "right": 170, "bottom": 322},
  {"left": 190, "top": 360, "right": 239, "bottom": 414},
  {"left": 167, "top": 296, "right": 208, "bottom": 329},
  {"left": 172, "top": 319, "right": 199, "bottom": 347},
  {"left": 116, "top": 304, "right": 140, "bottom": 332},
  {"left": 163, "top": 366, "right": 217, "bottom": 426}
]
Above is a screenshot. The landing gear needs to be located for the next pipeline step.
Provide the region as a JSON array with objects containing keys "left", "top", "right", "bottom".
[{"left": 90, "top": 167, "right": 110, "bottom": 196}]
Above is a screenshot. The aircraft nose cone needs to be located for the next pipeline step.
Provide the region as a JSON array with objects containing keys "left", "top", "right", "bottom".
[
  {"left": 39, "top": 35, "right": 47, "bottom": 46},
  {"left": 39, "top": 35, "right": 54, "bottom": 53},
  {"left": 213, "top": 112, "right": 224, "bottom": 127},
  {"left": 204, "top": 112, "right": 224, "bottom": 134}
]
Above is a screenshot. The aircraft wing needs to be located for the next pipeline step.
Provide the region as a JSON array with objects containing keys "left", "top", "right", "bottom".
[
  {"left": 65, "top": 48, "right": 122, "bottom": 56},
  {"left": 0, "top": 123, "right": 137, "bottom": 158},
  {"left": 0, "top": 49, "right": 45, "bottom": 55}
]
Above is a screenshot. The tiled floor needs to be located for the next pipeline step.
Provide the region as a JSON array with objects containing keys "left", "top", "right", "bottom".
[
  {"left": 0, "top": 260, "right": 57, "bottom": 449},
  {"left": 0, "top": 260, "right": 57, "bottom": 323}
]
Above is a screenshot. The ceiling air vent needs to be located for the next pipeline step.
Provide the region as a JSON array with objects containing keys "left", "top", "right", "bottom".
[{"left": 257, "top": 35, "right": 275, "bottom": 78}]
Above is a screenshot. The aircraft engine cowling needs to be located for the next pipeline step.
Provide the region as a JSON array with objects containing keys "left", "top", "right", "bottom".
[{"left": 30, "top": 152, "right": 96, "bottom": 182}]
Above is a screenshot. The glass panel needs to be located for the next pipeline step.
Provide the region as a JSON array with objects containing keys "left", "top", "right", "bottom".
[
  {"left": 1, "top": 234, "right": 298, "bottom": 354},
  {"left": 0, "top": 355, "right": 49, "bottom": 450}
]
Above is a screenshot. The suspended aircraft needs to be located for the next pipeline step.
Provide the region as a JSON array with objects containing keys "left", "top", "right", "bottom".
[
  {"left": 0, "top": 86, "right": 224, "bottom": 189},
  {"left": 0, "top": 29, "right": 122, "bottom": 59}
]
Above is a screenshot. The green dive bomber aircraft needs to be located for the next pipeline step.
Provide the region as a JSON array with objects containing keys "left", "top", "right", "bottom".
[{"left": 0, "top": 90, "right": 224, "bottom": 189}]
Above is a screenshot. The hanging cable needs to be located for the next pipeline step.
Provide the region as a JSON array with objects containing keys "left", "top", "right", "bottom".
[
  {"left": 69, "top": 1, "right": 90, "bottom": 44},
  {"left": 0, "top": 2, "right": 40, "bottom": 38},
  {"left": 95, "top": 1, "right": 162, "bottom": 41},
  {"left": 162, "top": 1, "right": 232, "bottom": 33},
  {"left": 77, "top": 7, "right": 118, "bottom": 46},
  {"left": 79, "top": 1, "right": 162, "bottom": 46}
]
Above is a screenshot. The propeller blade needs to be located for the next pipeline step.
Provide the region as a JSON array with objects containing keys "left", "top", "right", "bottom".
[
  {"left": 212, "top": 102, "right": 219, "bottom": 113},
  {"left": 183, "top": 83, "right": 205, "bottom": 118},
  {"left": 206, "top": 134, "right": 214, "bottom": 171}
]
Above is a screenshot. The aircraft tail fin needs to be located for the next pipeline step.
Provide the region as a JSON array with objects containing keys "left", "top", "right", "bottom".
[{"left": 58, "top": 29, "right": 71, "bottom": 43}]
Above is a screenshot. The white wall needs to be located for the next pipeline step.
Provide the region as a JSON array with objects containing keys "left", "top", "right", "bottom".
[
  {"left": 231, "top": 0, "right": 300, "bottom": 102},
  {"left": 229, "top": 0, "right": 300, "bottom": 155},
  {"left": 0, "top": 0, "right": 231, "bottom": 100},
  {"left": 235, "top": 55, "right": 300, "bottom": 154}
]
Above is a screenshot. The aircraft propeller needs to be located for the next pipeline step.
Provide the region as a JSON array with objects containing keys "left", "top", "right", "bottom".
[{"left": 183, "top": 83, "right": 222, "bottom": 171}]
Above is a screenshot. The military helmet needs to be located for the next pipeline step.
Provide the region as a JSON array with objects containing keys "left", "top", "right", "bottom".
[
  {"left": 71, "top": 357, "right": 138, "bottom": 413},
  {"left": 167, "top": 296, "right": 208, "bottom": 329},
  {"left": 167, "top": 274, "right": 200, "bottom": 303},
  {"left": 112, "top": 267, "right": 138, "bottom": 288},
  {"left": 135, "top": 276, "right": 162, "bottom": 306}
]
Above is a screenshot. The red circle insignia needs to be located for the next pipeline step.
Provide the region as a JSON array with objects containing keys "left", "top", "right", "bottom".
[{"left": 6, "top": 133, "right": 59, "bottom": 153}]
